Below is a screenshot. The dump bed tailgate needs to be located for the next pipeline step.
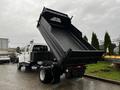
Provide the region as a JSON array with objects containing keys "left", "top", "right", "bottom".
[{"left": 63, "top": 50, "right": 104, "bottom": 66}]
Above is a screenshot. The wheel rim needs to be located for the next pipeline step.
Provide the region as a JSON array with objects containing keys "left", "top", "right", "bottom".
[{"left": 40, "top": 70, "right": 45, "bottom": 81}]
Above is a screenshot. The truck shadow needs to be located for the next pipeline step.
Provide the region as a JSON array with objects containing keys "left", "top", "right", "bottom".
[{"left": 52, "top": 75, "right": 84, "bottom": 90}]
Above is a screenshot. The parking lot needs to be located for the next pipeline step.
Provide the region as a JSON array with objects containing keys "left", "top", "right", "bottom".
[{"left": 0, "top": 63, "right": 120, "bottom": 90}]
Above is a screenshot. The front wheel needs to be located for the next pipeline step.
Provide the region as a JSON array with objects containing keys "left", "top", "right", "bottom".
[
  {"left": 39, "top": 68, "right": 53, "bottom": 84},
  {"left": 17, "top": 63, "right": 22, "bottom": 70}
]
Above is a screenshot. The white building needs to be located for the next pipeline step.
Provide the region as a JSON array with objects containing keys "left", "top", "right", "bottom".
[{"left": 0, "top": 38, "right": 8, "bottom": 49}]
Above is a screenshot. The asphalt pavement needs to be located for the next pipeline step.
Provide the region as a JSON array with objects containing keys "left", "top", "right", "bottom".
[{"left": 0, "top": 64, "right": 120, "bottom": 90}]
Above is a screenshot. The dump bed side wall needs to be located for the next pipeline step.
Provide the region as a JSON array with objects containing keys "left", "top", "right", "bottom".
[
  {"left": 38, "top": 17, "right": 65, "bottom": 63},
  {"left": 70, "top": 25, "right": 96, "bottom": 50}
]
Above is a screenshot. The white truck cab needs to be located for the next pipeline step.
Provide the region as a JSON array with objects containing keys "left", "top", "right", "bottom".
[{"left": 18, "top": 43, "right": 49, "bottom": 70}]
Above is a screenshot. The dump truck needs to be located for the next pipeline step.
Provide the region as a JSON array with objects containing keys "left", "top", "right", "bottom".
[{"left": 36, "top": 7, "right": 104, "bottom": 84}]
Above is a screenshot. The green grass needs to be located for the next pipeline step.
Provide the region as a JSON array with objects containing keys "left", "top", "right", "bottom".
[{"left": 85, "top": 61, "right": 120, "bottom": 81}]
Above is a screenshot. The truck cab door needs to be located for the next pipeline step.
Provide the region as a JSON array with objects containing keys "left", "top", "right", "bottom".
[{"left": 24, "top": 46, "right": 30, "bottom": 63}]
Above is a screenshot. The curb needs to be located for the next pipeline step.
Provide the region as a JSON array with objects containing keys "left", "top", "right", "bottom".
[{"left": 84, "top": 74, "right": 120, "bottom": 85}]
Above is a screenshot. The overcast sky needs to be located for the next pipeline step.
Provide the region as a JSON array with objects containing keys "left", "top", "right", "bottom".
[{"left": 0, "top": 0, "right": 120, "bottom": 47}]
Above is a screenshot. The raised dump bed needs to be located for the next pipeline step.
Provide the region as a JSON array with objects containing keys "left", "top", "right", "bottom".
[{"left": 37, "top": 8, "right": 104, "bottom": 66}]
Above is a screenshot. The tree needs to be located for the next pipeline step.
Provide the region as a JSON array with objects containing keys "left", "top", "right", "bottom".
[
  {"left": 91, "top": 32, "right": 100, "bottom": 50},
  {"left": 83, "top": 35, "right": 88, "bottom": 42},
  {"left": 104, "top": 32, "right": 113, "bottom": 54}
]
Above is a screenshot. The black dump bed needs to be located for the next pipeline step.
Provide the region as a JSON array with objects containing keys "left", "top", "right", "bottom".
[{"left": 37, "top": 7, "right": 104, "bottom": 66}]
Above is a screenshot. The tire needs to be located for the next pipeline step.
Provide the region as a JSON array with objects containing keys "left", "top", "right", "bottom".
[
  {"left": 80, "top": 68, "right": 85, "bottom": 77},
  {"left": 17, "top": 63, "right": 22, "bottom": 70},
  {"left": 65, "top": 71, "right": 73, "bottom": 79},
  {"left": 39, "top": 68, "right": 53, "bottom": 84},
  {"left": 52, "top": 74, "right": 60, "bottom": 84},
  {"left": 52, "top": 67, "right": 60, "bottom": 84},
  {"left": 65, "top": 67, "right": 85, "bottom": 79}
]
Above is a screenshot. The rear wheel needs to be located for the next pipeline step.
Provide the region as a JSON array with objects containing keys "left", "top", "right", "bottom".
[
  {"left": 52, "top": 67, "right": 60, "bottom": 84},
  {"left": 65, "top": 71, "right": 73, "bottom": 79},
  {"left": 39, "top": 68, "right": 53, "bottom": 84},
  {"left": 65, "top": 67, "right": 86, "bottom": 79},
  {"left": 52, "top": 74, "right": 60, "bottom": 84}
]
